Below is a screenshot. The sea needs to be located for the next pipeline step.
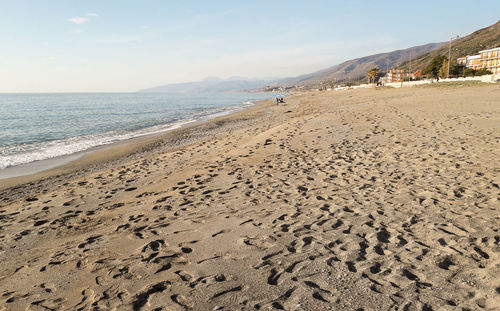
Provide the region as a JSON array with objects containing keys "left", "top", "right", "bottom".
[{"left": 0, "top": 92, "right": 275, "bottom": 175}]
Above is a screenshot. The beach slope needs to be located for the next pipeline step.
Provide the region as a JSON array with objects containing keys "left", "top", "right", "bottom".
[{"left": 1, "top": 85, "right": 499, "bottom": 310}]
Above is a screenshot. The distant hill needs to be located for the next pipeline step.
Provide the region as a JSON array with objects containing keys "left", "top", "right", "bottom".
[
  {"left": 273, "top": 42, "right": 444, "bottom": 88},
  {"left": 139, "top": 77, "right": 270, "bottom": 93},
  {"left": 402, "top": 20, "right": 500, "bottom": 71},
  {"left": 141, "top": 21, "right": 500, "bottom": 92}
]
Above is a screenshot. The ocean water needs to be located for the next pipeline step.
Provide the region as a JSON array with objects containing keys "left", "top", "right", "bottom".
[{"left": 0, "top": 92, "right": 274, "bottom": 170}]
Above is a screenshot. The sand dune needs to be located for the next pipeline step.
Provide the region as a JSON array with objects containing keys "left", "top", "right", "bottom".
[{"left": 1, "top": 85, "right": 499, "bottom": 310}]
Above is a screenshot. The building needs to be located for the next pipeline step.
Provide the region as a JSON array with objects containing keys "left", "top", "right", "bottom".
[
  {"left": 480, "top": 47, "right": 500, "bottom": 74},
  {"left": 410, "top": 70, "right": 422, "bottom": 79},
  {"left": 457, "top": 55, "right": 482, "bottom": 70},
  {"left": 457, "top": 57, "right": 467, "bottom": 66},
  {"left": 386, "top": 69, "right": 407, "bottom": 83},
  {"left": 384, "top": 69, "right": 423, "bottom": 83},
  {"left": 457, "top": 47, "right": 500, "bottom": 74}
]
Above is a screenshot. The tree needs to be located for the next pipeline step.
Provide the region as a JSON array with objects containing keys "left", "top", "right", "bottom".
[
  {"left": 463, "top": 68, "right": 476, "bottom": 77},
  {"left": 450, "top": 63, "right": 462, "bottom": 76},
  {"left": 366, "top": 67, "right": 380, "bottom": 84},
  {"left": 439, "top": 59, "right": 449, "bottom": 78},
  {"left": 422, "top": 56, "right": 447, "bottom": 79}
]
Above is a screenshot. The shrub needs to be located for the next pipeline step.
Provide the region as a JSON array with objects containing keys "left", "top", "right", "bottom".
[
  {"left": 422, "top": 56, "right": 447, "bottom": 78},
  {"left": 463, "top": 68, "right": 492, "bottom": 77}
]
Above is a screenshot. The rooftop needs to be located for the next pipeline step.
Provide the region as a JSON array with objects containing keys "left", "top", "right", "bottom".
[{"left": 479, "top": 47, "right": 500, "bottom": 53}]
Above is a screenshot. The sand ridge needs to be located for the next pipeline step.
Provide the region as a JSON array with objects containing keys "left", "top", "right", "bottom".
[{"left": 0, "top": 86, "right": 499, "bottom": 310}]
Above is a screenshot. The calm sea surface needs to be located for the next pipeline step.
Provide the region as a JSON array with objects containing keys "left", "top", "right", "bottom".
[{"left": 0, "top": 92, "right": 274, "bottom": 170}]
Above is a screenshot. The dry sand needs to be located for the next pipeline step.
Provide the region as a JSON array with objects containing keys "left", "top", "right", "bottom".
[{"left": 0, "top": 85, "right": 499, "bottom": 311}]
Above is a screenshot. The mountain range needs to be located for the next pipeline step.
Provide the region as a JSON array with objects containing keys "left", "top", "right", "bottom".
[
  {"left": 139, "top": 77, "right": 271, "bottom": 93},
  {"left": 138, "top": 42, "right": 441, "bottom": 93},
  {"left": 272, "top": 42, "right": 444, "bottom": 88},
  {"left": 139, "top": 20, "right": 500, "bottom": 92},
  {"left": 401, "top": 20, "right": 500, "bottom": 71}
]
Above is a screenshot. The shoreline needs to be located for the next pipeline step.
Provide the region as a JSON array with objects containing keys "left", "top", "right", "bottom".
[
  {"left": 0, "top": 97, "right": 277, "bottom": 199},
  {"left": 0, "top": 99, "right": 260, "bottom": 180},
  {"left": 0, "top": 92, "right": 277, "bottom": 178}
]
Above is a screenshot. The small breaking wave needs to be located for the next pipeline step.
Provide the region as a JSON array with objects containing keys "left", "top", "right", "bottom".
[{"left": 0, "top": 100, "right": 256, "bottom": 170}]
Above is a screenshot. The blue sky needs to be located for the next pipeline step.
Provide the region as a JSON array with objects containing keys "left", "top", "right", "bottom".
[{"left": 0, "top": 0, "right": 499, "bottom": 92}]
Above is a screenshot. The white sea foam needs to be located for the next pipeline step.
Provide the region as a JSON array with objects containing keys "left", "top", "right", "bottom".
[{"left": 0, "top": 100, "right": 256, "bottom": 170}]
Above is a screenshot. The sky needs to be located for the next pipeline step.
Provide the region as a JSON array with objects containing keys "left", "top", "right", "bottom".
[{"left": 0, "top": 0, "right": 499, "bottom": 92}]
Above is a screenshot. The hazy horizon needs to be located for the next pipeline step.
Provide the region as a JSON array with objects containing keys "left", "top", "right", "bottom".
[{"left": 1, "top": 1, "right": 500, "bottom": 93}]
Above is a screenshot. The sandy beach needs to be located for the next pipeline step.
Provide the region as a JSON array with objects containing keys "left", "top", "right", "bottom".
[{"left": 1, "top": 85, "right": 499, "bottom": 310}]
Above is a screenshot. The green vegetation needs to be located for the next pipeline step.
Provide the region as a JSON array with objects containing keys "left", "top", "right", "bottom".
[
  {"left": 439, "top": 59, "right": 449, "bottom": 78},
  {"left": 450, "top": 62, "right": 462, "bottom": 76},
  {"left": 401, "top": 20, "right": 500, "bottom": 72},
  {"left": 421, "top": 56, "right": 492, "bottom": 78},
  {"left": 463, "top": 68, "right": 492, "bottom": 77},
  {"left": 365, "top": 67, "right": 380, "bottom": 83},
  {"left": 422, "top": 56, "right": 447, "bottom": 78}
]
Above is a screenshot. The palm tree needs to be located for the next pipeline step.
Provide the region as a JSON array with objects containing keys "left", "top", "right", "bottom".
[{"left": 366, "top": 67, "right": 380, "bottom": 84}]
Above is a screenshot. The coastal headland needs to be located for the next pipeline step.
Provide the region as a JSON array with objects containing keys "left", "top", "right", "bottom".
[{"left": 1, "top": 85, "right": 499, "bottom": 310}]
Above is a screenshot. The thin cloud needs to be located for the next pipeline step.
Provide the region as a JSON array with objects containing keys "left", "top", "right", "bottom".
[
  {"left": 68, "top": 17, "right": 89, "bottom": 24},
  {"left": 68, "top": 13, "right": 98, "bottom": 24}
]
